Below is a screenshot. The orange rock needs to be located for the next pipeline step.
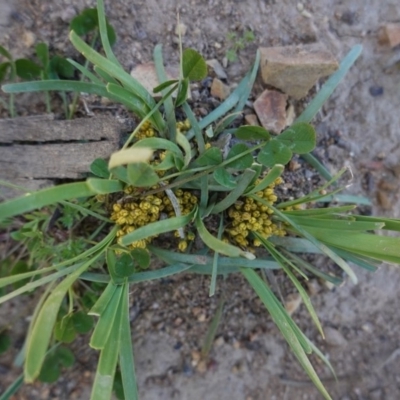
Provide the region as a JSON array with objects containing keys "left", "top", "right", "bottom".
[
  {"left": 259, "top": 44, "right": 338, "bottom": 99},
  {"left": 379, "top": 23, "right": 400, "bottom": 48},
  {"left": 253, "top": 89, "right": 288, "bottom": 133},
  {"left": 244, "top": 113, "right": 260, "bottom": 126},
  {"left": 210, "top": 78, "right": 231, "bottom": 100}
]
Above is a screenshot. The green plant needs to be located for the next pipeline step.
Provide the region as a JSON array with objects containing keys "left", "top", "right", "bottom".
[
  {"left": 225, "top": 29, "right": 256, "bottom": 62},
  {"left": 0, "top": 1, "right": 399, "bottom": 399},
  {"left": 0, "top": 7, "right": 115, "bottom": 118}
]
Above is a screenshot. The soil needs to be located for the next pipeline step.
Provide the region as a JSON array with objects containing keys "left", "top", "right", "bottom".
[{"left": 1, "top": 1, "right": 400, "bottom": 400}]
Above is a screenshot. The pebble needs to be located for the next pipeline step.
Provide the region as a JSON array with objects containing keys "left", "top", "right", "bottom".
[
  {"left": 379, "top": 23, "right": 400, "bottom": 48},
  {"left": 284, "top": 293, "right": 303, "bottom": 316},
  {"left": 244, "top": 113, "right": 260, "bottom": 126},
  {"left": 253, "top": 89, "right": 288, "bottom": 133},
  {"left": 206, "top": 59, "right": 228, "bottom": 80},
  {"left": 324, "top": 326, "right": 348, "bottom": 347},
  {"left": 210, "top": 78, "right": 231, "bottom": 100},
  {"left": 369, "top": 85, "right": 384, "bottom": 97},
  {"left": 22, "top": 31, "right": 36, "bottom": 48}
]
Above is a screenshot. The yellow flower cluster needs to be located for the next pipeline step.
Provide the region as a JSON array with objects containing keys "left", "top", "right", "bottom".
[
  {"left": 224, "top": 177, "right": 286, "bottom": 249},
  {"left": 176, "top": 119, "right": 191, "bottom": 133},
  {"left": 135, "top": 120, "right": 156, "bottom": 140},
  {"left": 110, "top": 187, "right": 198, "bottom": 250}
]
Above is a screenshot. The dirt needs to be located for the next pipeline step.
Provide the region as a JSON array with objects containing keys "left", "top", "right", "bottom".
[{"left": 1, "top": 0, "right": 400, "bottom": 400}]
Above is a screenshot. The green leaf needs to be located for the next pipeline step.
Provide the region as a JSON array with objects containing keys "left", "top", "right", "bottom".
[
  {"left": 90, "top": 158, "right": 110, "bottom": 178},
  {"left": 89, "top": 281, "right": 118, "bottom": 317},
  {"left": 35, "top": 43, "right": 49, "bottom": 70},
  {"left": 38, "top": 354, "right": 60, "bottom": 383},
  {"left": 90, "top": 283, "right": 124, "bottom": 400},
  {"left": 57, "top": 346, "right": 75, "bottom": 367},
  {"left": 175, "top": 77, "right": 189, "bottom": 106},
  {"left": 54, "top": 315, "right": 76, "bottom": 343},
  {"left": 120, "top": 207, "right": 197, "bottom": 247},
  {"left": 90, "top": 284, "right": 124, "bottom": 350},
  {"left": 182, "top": 48, "right": 207, "bottom": 81},
  {"left": 211, "top": 168, "right": 256, "bottom": 214},
  {"left": 49, "top": 56, "right": 75, "bottom": 79},
  {"left": 257, "top": 139, "right": 292, "bottom": 167},
  {"left": 70, "top": 8, "right": 98, "bottom": 36},
  {"left": 115, "top": 253, "right": 135, "bottom": 278},
  {"left": 153, "top": 79, "right": 178, "bottom": 93},
  {"left": 119, "top": 282, "right": 139, "bottom": 400},
  {"left": 246, "top": 164, "right": 284, "bottom": 194},
  {"left": 176, "top": 131, "right": 192, "bottom": 167},
  {"left": 277, "top": 122, "right": 316, "bottom": 154},
  {"left": 132, "top": 137, "right": 183, "bottom": 156},
  {"left": 24, "top": 258, "right": 95, "bottom": 382},
  {"left": 213, "top": 168, "right": 236, "bottom": 188},
  {"left": 234, "top": 125, "right": 270, "bottom": 141},
  {"left": 241, "top": 268, "right": 332, "bottom": 400},
  {"left": 127, "top": 162, "right": 159, "bottom": 187},
  {"left": 10, "top": 261, "right": 30, "bottom": 289},
  {"left": 226, "top": 143, "right": 253, "bottom": 170},
  {"left": 195, "top": 214, "right": 254, "bottom": 260},
  {"left": 0, "top": 331, "right": 11, "bottom": 354},
  {"left": 0, "top": 45, "right": 12, "bottom": 60},
  {"left": 71, "top": 311, "right": 94, "bottom": 334},
  {"left": 0, "top": 62, "right": 11, "bottom": 82},
  {"left": 110, "top": 166, "right": 129, "bottom": 184},
  {"left": 131, "top": 248, "right": 150, "bottom": 270},
  {"left": 195, "top": 147, "right": 222, "bottom": 166},
  {"left": 15, "top": 59, "right": 42, "bottom": 80}
]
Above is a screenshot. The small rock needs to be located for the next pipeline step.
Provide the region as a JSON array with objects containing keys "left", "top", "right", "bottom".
[
  {"left": 369, "top": 85, "right": 384, "bottom": 97},
  {"left": 379, "top": 23, "right": 400, "bottom": 48},
  {"left": 284, "top": 293, "right": 302, "bottom": 316},
  {"left": 253, "top": 89, "right": 288, "bottom": 133},
  {"left": 130, "top": 62, "right": 188, "bottom": 98},
  {"left": 191, "top": 350, "right": 201, "bottom": 367},
  {"left": 324, "top": 327, "right": 348, "bottom": 347},
  {"left": 259, "top": 44, "right": 338, "bottom": 99},
  {"left": 206, "top": 59, "right": 227, "bottom": 79},
  {"left": 222, "top": 56, "right": 228, "bottom": 68},
  {"left": 244, "top": 113, "right": 260, "bottom": 126},
  {"left": 60, "top": 6, "right": 76, "bottom": 22},
  {"left": 210, "top": 78, "right": 231, "bottom": 100},
  {"left": 22, "top": 31, "right": 36, "bottom": 48},
  {"left": 197, "top": 313, "right": 206, "bottom": 322},
  {"left": 214, "top": 336, "right": 225, "bottom": 347},
  {"left": 196, "top": 359, "right": 207, "bottom": 373}
]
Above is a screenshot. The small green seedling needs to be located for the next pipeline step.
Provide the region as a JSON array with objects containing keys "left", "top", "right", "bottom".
[{"left": 225, "top": 29, "right": 256, "bottom": 62}]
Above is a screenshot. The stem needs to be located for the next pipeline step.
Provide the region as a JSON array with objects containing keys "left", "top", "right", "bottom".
[{"left": 68, "top": 32, "right": 99, "bottom": 119}]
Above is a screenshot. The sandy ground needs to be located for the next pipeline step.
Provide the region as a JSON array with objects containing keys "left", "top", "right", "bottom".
[{"left": 1, "top": 0, "right": 400, "bottom": 399}]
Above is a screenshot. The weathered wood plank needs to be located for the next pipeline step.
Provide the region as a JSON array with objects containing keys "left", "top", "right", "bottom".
[
  {"left": 0, "top": 115, "right": 133, "bottom": 199},
  {"left": 0, "top": 114, "right": 124, "bottom": 143}
]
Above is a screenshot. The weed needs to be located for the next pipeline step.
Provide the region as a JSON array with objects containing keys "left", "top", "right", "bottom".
[
  {"left": 0, "top": 1, "right": 398, "bottom": 400},
  {"left": 0, "top": 7, "right": 115, "bottom": 118},
  {"left": 225, "top": 29, "right": 256, "bottom": 62}
]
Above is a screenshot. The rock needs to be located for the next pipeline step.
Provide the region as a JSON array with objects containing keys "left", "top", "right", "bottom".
[
  {"left": 324, "top": 327, "right": 348, "bottom": 347},
  {"left": 284, "top": 293, "right": 302, "bottom": 316},
  {"left": 253, "top": 89, "right": 288, "bottom": 133},
  {"left": 130, "top": 62, "right": 188, "bottom": 98},
  {"left": 259, "top": 44, "right": 338, "bottom": 99},
  {"left": 244, "top": 113, "right": 260, "bottom": 126},
  {"left": 206, "top": 59, "right": 227, "bottom": 79},
  {"left": 379, "top": 23, "right": 400, "bottom": 48},
  {"left": 22, "top": 31, "right": 36, "bottom": 48},
  {"left": 210, "top": 78, "right": 231, "bottom": 100}
]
